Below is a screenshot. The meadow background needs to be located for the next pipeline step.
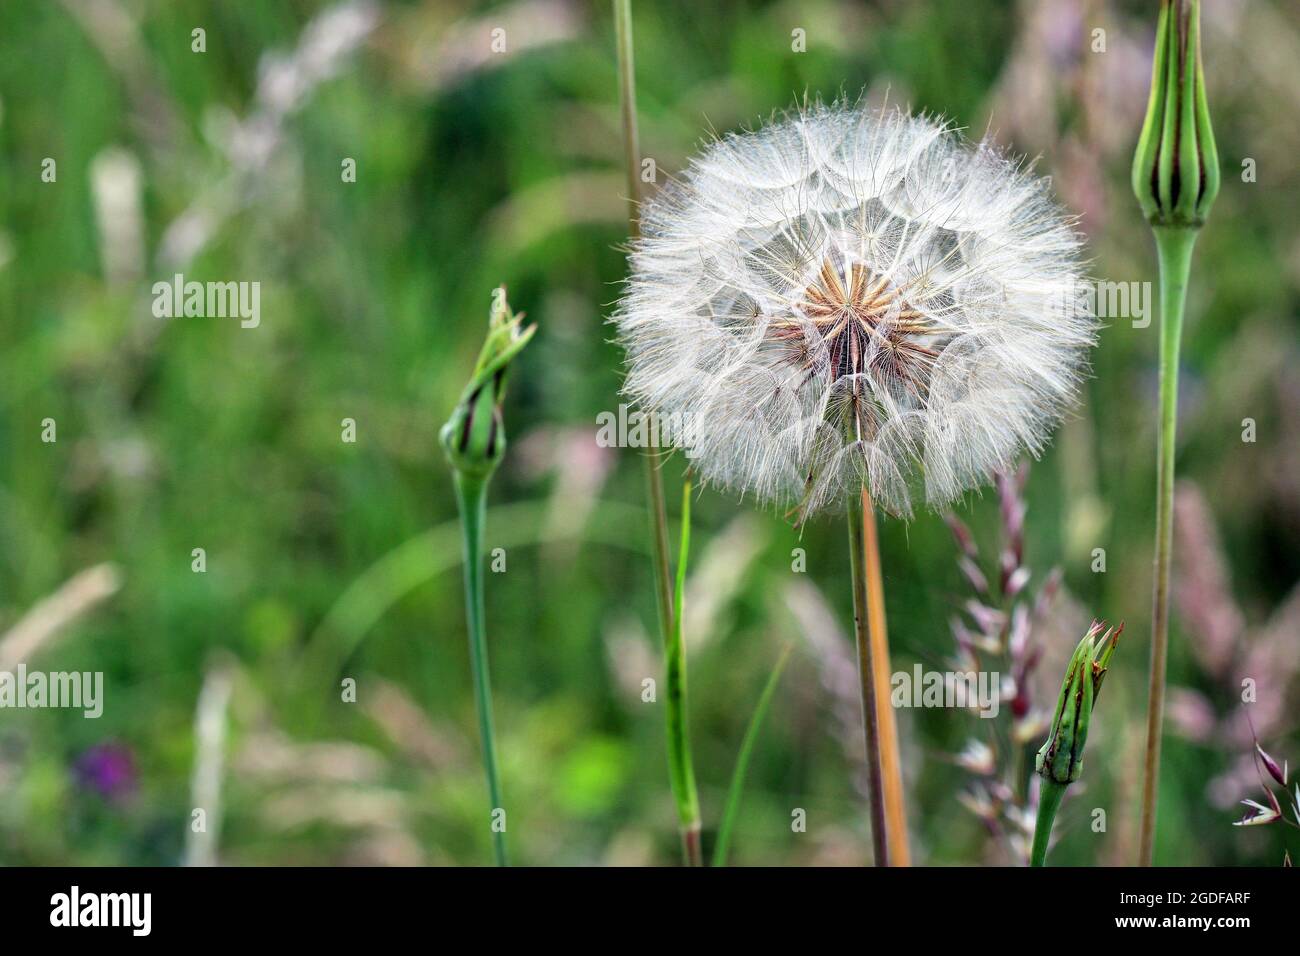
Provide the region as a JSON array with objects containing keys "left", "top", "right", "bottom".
[{"left": 0, "top": 0, "right": 1297, "bottom": 866}]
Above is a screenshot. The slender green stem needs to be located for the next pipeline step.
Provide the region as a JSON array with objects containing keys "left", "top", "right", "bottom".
[
  {"left": 666, "top": 479, "right": 702, "bottom": 865},
  {"left": 614, "top": 0, "right": 700, "bottom": 865},
  {"left": 613, "top": 0, "right": 642, "bottom": 243},
  {"left": 847, "top": 491, "right": 890, "bottom": 866},
  {"left": 1137, "top": 225, "right": 1198, "bottom": 867},
  {"left": 642, "top": 460, "right": 675, "bottom": 677},
  {"left": 452, "top": 473, "right": 508, "bottom": 866},
  {"left": 614, "top": 0, "right": 672, "bottom": 638},
  {"left": 1030, "top": 778, "right": 1067, "bottom": 867},
  {"left": 712, "top": 643, "right": 793, "bottom": 867}
]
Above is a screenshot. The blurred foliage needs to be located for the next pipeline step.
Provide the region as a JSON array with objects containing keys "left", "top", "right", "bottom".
[{"left": 0, "top": 0, "right": 1296, "bottom": 866}]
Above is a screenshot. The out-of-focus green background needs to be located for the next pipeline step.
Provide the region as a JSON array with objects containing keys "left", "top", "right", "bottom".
[{"left": 1, "top": 0, "right": 1296, "bottom": 866}]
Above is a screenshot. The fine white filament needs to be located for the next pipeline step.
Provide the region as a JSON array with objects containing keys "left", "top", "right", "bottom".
[{"left": 615, "top": 101, "right": 1096, "bottom": 519}]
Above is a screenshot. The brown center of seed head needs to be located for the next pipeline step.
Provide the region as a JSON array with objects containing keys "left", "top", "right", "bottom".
[{"left": 772, "top": 259, "right": 939, "bottom": 426}]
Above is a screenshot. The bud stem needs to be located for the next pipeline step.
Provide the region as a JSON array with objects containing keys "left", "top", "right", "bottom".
[
  {"left": 1138, "top": 225, "right": 1199, "bottom": 866},
  {"left": 1030, "top": 778, "right": 1068, "bottom": 867},
  {"left": 452, "top": 472, "right": 509, "bottom": 866}
]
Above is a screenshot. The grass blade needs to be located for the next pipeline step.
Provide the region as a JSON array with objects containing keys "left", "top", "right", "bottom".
[{"left": 711, "top": 642, "right": 793, "bottom": 867}]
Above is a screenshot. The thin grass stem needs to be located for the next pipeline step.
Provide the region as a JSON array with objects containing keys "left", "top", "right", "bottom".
[
  {"left": 613, "top": 0, "right": 701, "bottom": 866},
  {"left": 667, "top": 479, "right": 703, "bottom": 864},
  {"left": 712, "top": 643, "right": 793, "bottom": 867}
]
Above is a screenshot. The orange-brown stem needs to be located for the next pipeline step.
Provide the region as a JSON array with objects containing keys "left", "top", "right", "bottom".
[
  {"left": 848, "top": 491, "right": 889, "bottom": 866},
  {"left": 861, "top": 487, "right": 911, "bottom": 866}
]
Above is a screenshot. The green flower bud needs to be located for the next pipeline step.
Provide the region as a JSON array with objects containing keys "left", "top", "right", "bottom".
[
  {"left": 1131, "top": 0, "right": 1219, "bottom": 229},
  {"left": 440, "top": 287, "right": 536, "bottom": 481},
  {"left": 1036, "top": 621, "right": 1122, "bottom": 786}
]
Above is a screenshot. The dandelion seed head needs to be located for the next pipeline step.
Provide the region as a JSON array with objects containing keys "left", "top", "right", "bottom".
[{"left": 614, "top": 100, "right": 1096, "bottom": 519}]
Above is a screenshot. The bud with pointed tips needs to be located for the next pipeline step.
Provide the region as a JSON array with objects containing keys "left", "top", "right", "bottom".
[
  {"left": 441, "top": 286, "right": 533, "bottom": 867},
  {"left": 1035, "top": 620, "right": 1122, "bottom": 785},
  {"left": 440, "top": 287, "right": 536, "bottom": 481},
  {"left": 1132, "top": 0, "right": 1219, "bottom": 229},
  {"left": 1255, "top": 743, "right": 1288, "bottom": 788}
]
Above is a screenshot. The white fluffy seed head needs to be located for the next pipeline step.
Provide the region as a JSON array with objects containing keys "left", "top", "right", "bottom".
[{"left": 614, "top": 100, "right": 1097, "bottom": 520}]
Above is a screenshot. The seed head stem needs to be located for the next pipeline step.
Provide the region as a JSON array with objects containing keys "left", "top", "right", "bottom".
[
  {"left": 848, "top": 488, "right": 890, "bottom": 866},
  {"left": 860, "top": 487, "right": 910, "bottom": 865}
]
